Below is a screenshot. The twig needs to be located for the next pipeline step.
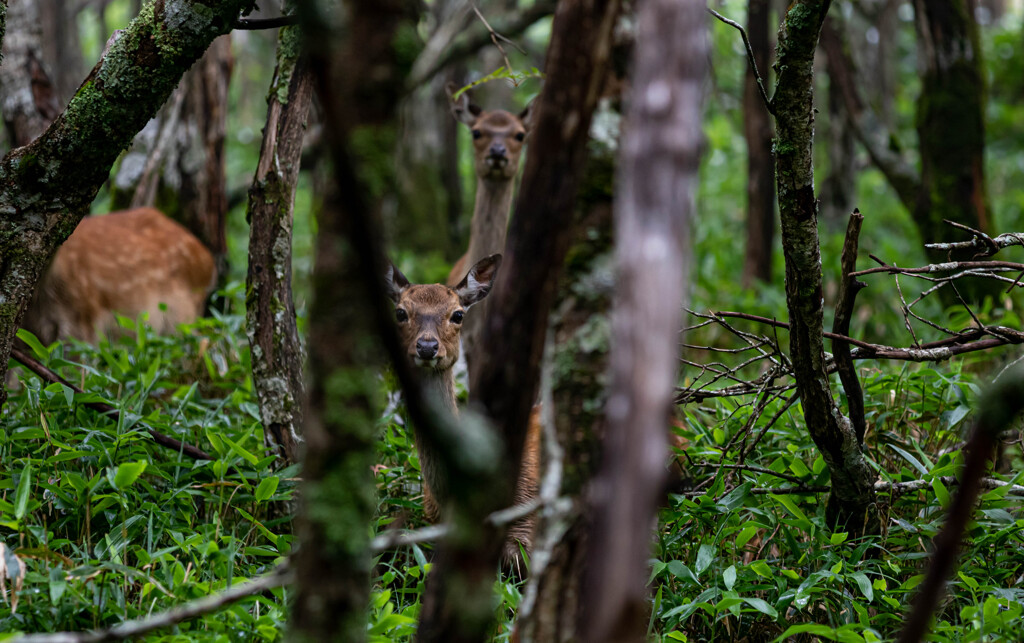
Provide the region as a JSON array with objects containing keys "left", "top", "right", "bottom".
[
  {"left": 675, "top": 476, "right": 1024, "bottom": 500},
  {"left": 471, "top": 2, "right": 522, "bottom": 86},
  {"left": 706, "top": 8, "right": 773, "bottom": 115},
  {"left": 407, "top": 0, "right": 556, "bottom": 89},
  {"left": 11, "top": 346, "right": 214, "bottom": 461},
  {"left": 851, "top": 259, "right": 1024, "bottom": 278},
  {"left": 832, "top": 210, "right": 867, "bottom": 442},
  {"left": 10, "top": 563, "right": 292, "bottom": 643},
  {"left": 693, "top": 461, "right": 803, "bottom": 484},
  {"left": 369, "top": 498, "right": 547, "bottom": 552}
]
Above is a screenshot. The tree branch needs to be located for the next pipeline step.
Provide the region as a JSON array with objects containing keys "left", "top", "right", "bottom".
[
  {"left": 706, "top": 7, "right": 773, "bottom": 115},
  {"left": 831, "top": 210, "right": 867, "bottom": 442},
  {"left": 10, "top": 563, "right": 291, "bottom": 643},
  {"left": 10, "top": 346, "right": 215, "bottom": 461}
]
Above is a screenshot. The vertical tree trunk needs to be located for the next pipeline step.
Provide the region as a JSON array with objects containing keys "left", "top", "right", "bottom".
[
  {"left": 245, "top": 16, "right": 310, "bottom": 467},
  {"left": 514, "top": 148, "right": 616, "bottom": 643},
  {"left": 0, "top": 0, "right": 60, "bottom": 147},
  {"left": 177, "top": 34, "right": 233, "bottom": 284},
  {"left": 416, "top": 1, "right": 621, "bottom": 641},
  {"left": 772, "top": 0, "right": 876, "bottom": 532},
  {"left": 741, "top": 0, "right": 776, "bottom": 286},
  {"left": 291, "top": 1, "right": 418, "bottom": 640},
  {"left": 38, "top": 0, "right": 84, "bottom": 106},
  {"left": 582, "top": 1, "right": 705, "bottom": 641},
  {"left": 914, "top": 0, "right": 990, "bottom": 253},
  {"left": 820, "top": 53, "right": 856, "bottom": 225}
]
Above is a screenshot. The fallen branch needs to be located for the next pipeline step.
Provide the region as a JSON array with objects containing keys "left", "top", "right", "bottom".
[
  {"left": 370, "top": 498, "right": 545, "bottom": 552},
  {"left": 10, "top": 563, "right": 292, "bottom": 643},
  {"left": 11, "top": 346, "right": 215, "bottom": 461}
]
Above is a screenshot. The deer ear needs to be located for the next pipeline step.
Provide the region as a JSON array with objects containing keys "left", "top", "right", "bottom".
[
  {"left": 519, "top": 97, "right": 537, "bottom": 132},
  {"left": 447, "top": 82, "right": 482, "bottom": 125},
  {"left": 385, "top": 262, "right": 411, "bottom": 303},
  {"left": 456, "top": 254, "right": 502, "bottom": 308}
]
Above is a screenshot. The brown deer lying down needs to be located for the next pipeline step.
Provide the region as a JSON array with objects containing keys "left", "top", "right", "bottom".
[
  {"left": 386, "top": 254, "right": 540, "bottom": 571},
  {"left": 21, "top": 207, "right": 216, "bottom": 345}
]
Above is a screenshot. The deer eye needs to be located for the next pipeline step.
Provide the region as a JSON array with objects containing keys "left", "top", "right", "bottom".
[
  {"left": 514, "top": 132, "right": 525, "bottom": 142},
  {"left": 471, "top": 129, "right": 482, "bottom": 140},
  {"left": 450, "top": 310, "right": 465, "bottom": 324},
  {"left": 396, "top": 308, "right": 408, "bottom": 323}
]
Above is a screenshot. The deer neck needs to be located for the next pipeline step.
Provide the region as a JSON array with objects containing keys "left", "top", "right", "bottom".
[
  {"left": 466, "top": 175, "right": 516, "bottom": 265},
  {"left": 411, "top": 366, "right": 458, "bottom": 521}
]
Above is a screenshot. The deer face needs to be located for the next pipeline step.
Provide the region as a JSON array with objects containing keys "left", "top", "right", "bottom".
[
  {"left": 448, "top": 84, "right": 534, "bottom": 181},
  {"left": 386, "top": 255, "right": 502, "bottom": 371}
]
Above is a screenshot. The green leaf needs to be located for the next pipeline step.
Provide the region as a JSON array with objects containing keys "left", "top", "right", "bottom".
[
  {"left": 220, "top": 433, "right": 260, "bottom": 466},
  {"left": 16, "top": 328, "right": 49, "bottom": 357},
  {"left": 773, "top": 494, "right": 812, "bottom": 528},
  {"left": 735, "top": 524, "right": 760, "bottom": 549},
  {"left": 931, "top": 477, "right": 950, "bottom": 508},
  {"left": 850, "top": 572, "right": 873, "bottom": 602},
  {"left": 15, "top": 465, "right": 32, "bottom": 520},
  {"left": 695, "top": 543, "right": 716, "bottom": 576},
  {"left": 888, "top": 444, "right": 928, "bottom": 476},
  {"left": 830, "top": 532, "right": 848, "bottom": 545},
  {"left": 723, "top": 565, "right": 736, "bottom": 590},
  {"left": 743, "top": 597, "right": 778, "bottom": 619},
  {"left": 112, "top": 461, "right": 147, "bottom": 490},
  {"left": 255, "top": 476, "right": 280, "bottom": 502},
  {"left": 749, "top": 560, "right": 772, "bottom": 578}
]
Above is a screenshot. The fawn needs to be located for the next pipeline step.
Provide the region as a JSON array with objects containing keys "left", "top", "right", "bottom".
[
  {"left": 21, "top": 207, "right": 216, "bottom": 344},
  {"left": 386, "top": 254, "right": 540, "bottom": 571}
]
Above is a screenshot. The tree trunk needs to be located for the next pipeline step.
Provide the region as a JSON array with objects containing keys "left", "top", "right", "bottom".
[
  {"left": 741, "top": 0, "right": 776, "bottom": 286},
  {"left": 772, "top": 0, "right": 877, "bottom": 533},
  {"left": 582, "top": 2, "right": 705, "bottom": 641},
  {"left": 0, "top": 0, "right": 256, "bottom": 411},
  {"left": 914, "top": 0, "right": 990, "bottom": 252},
  {"left": 291, "top": 0, "right": 418, "bottom": 640},
  {"left": 0, "top": 0, "right": 60, "bottom": 148},
  {"left": 514, "top": 147, "right": 615, "bottom": 643},
  {"left": 245, "top": 17, "right": 310, "bottom": 467},
  {"left": 416, "top": 1, "right": 621, "bottom": 641},
  {"left": 39, "top": 0, "right": 84, "bottom": 106},
  {"left": 176, "top": 34, "right": 233, "bottom": 285}
]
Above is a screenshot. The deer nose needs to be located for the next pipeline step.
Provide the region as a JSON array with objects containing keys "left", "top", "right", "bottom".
[
  {"left": 416, "top": 338, "right": 439, "bottom": 359},
  {"left": 489, "top": 142, "right": 507, "bottom": 158}
]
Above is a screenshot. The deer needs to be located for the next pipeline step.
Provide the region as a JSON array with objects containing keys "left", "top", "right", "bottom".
[
  {"left": 386, "top": 254, "right": 541, "bottom": 572},
  {"left": 20, "top": 207, "right": 216, "bottom": 345},
  {"left": 444, "top": 84, "right": 534, "bottom": 381}
]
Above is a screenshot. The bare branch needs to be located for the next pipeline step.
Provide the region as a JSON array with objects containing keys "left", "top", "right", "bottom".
[
  {"left": 706, "top": 7, "right": 773, "bottom": 115},
  {"left": 11, "top": 346, "right": 214, "bottom": 461},
  {"left": 11, "top": 563, "right": 292, "bottom": 643}
]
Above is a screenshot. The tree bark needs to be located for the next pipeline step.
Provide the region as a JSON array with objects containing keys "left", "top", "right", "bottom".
[
  {"left": 914, "top": 0, "right": 990, "bottom": 255},
  {"left": 772, "top": 0, "right": 877, "bottom": 532},
  {"left": 741, "top": 0, "right": 776, "bottom": 286},
  {"left": 291, "top": 1, "right": 419, "bottom": 640},
  {"left": 39, "top": 0, "right": 84, "bottom": 107},
  {"left": 245, "top": 15, "right": 310, "bottom": 467},
  {"left": 582, "top": 1, "right": 705, "bottom": 641},
  {"left": 177, "top": 34, "right": 233, "bottom": 285},
  {"left": 415, "top": 1, "right": 621, "bottom": 641},
  {"left": 0, "top": 0, "right": 257, "bottom": 411},
  {"left": 514, "top": 146, "right": 616, "bottom": 643},
  {"left": 0, "top": 0, "right": 60, "bottom": 148}
]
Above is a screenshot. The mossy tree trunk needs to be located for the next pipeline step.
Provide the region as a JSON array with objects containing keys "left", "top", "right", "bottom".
[
  {"left": 290, "top": 0, "right": 419, "bottom": 640},
  {"left": 914, "top": 0, "right": 990, "bottom": 256},
  {"left": 772, "top": 0, "right": 877, "bottom": 533},
  {"left": 514, "top": 148, "right": 615, "bottom": 643},
  {"left": 245, "top": 11, "right": 310, "bottom": 467},
  {"left": 0, "top": 0, "right": 257, "bottom": 411}
]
